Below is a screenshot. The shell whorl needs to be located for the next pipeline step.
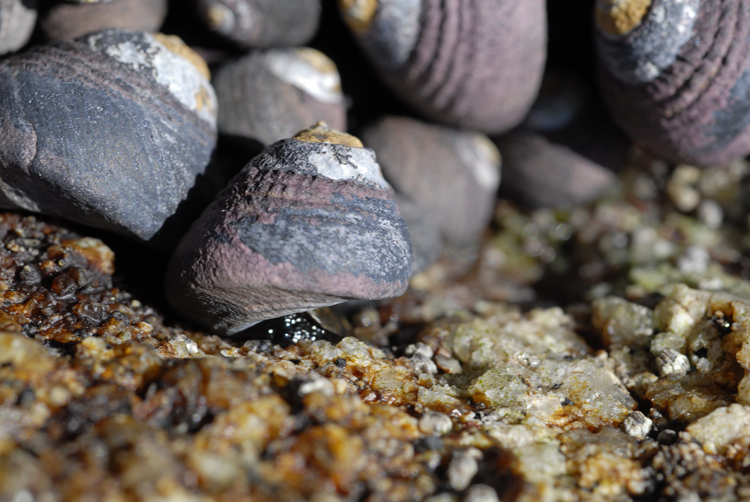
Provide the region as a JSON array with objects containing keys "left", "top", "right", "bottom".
[
  {"left": 340, "top": 0, "right": 547, "bottom": 133},
  {"left": 596, "top": 0, "right": 700, "bottom": 84},
  {"left": 596, "top": 0, "right": 750, "bottom": 166}
]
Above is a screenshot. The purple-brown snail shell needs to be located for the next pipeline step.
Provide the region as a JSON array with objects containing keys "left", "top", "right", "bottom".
[
  {"left": 39, "top": 0, "right": 168, "bottom": 41},
  {"left": 0, "top": 0, "right": 38, "bottom": 55},
  {"left": 214, "top": 47, "right": 346, "bottom": 148},
  {"left": 165, "top": 123, "right": 412, "bottom": 335},
  {"left": 595, "top": 0, "right": 750, "bottom": 167},
  {"left": 360, "top": 116, "right": 501, "bottom": 273},
  {"left": 338, "top": 0, "right": 547, "bottom": 134},
  {"left": 196, "top": 0, "right": 321, "bottom": 49},
  {"left": 0, "top": 29, "right": 218, "bottom": 242}
]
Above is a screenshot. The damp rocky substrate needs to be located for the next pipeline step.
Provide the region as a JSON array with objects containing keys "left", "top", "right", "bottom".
[{"left": 4, "top": 155, "right": 750, "bottom": 500}]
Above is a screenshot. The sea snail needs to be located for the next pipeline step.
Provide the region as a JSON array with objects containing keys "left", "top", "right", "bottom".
[
  {"left": 165, "top": 123, "right": 413, "bottom": 335},
  {"left": 596, "top": 0, "right": 750, "bottom": 167},
  {"left": 338, "top": 0, "right": 547, "bottom": 134},
  {"left": 0, "top": 29, "right": 218, "bottom": 243},
  {"left": 214, "top": 47, "right": 346, "bottom": 148},
  {"left": 196, "top": 0, "right": 322, "bottom": 49}
]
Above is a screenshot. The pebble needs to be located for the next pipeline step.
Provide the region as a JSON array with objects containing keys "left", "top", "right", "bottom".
[
  {"left": 0, "top": 0, "right": 37, "bottom": 54},
  {"left": 621, "top": 411, "right": 652, "bottom": 440},
  {"left": 361, "top": 116, "right": 500, "bottom": 271},
  {"left": 463, "top": 485, "right": 500, "bottom": 502},
  {"left": 447, "top": 448, "right": 481, "bottom": 491},
  {"left": 39, "top": 0, "right": 168, "bottom": 40},
  {"left": 496, "top": 131, "right": 616, "bottom": 208}
]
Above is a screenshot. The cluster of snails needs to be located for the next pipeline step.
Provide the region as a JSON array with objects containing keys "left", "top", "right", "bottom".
[{"left": 0, "top": 0, "right": 745, "bottom": 335}]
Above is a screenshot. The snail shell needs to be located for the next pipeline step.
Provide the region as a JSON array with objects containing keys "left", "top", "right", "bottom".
[
  {"left": 196, "top": 0, "right": 321, "bottom": 48},
  {"left": 596, "top": 0, "right": 750, "bottom": 166},
  {"left": 40, "top": 0, "right": 168, "bottom": 41},
  {"left": 0, "top": 0, "right": 38, "bottom": 55},
  {"left": 0, "top": 29, "right": 218, "bottom": 241},
  {"left": 214, "top": 47, "right": 346, "bottom": 148},
  {"left": 165, "top": 123, "right": 412, "bottom": 335},
  {"left": 361, "top": 116, "right": 500, "bottom": 272},
  {"left": 339, "top": 0, "right": 547, "bottom": 134}
]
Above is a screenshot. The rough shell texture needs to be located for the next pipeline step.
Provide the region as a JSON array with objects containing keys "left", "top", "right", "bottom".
[
  {"left": 496, "top": 131, "right": 616, "bottom": 208},
  {"left": 39, "top": 0, "right": 168, "bottom": 41},
  {"left": 196, "top": 0, "right": 321, "bottom": 48},
  {"left": 0, "top": 29, "right": 217, "bottom": 241},
  {"left": 166, "top": 133, "right": 412, "bottom": 335},
  {"left": 215, "top": 48, "right": 346, "bottom": 147},
  {"left": 596, "top": 0, "right": 750, "bottom": 166},
  {"left": 0, "top": 0, "right": 37, "bottom": 55},
  {"left": 361, "top": 116, "right": 501, "bottom": 249},
  {"left": 340, "top": 0, "right": 547, "bottom": 133}
]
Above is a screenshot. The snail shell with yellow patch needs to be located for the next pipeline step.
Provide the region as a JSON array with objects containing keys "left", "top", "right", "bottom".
[
  {"left": 0, "top": 29, "right": 218, "bottom": 242},
  {"left": 214, "top": 47, "right": 346, "bottom": 148},
  {"left": 166, "top": 123, "right": 412, "bottom": 335},
  {"left": 596, "top": 0, "right": 750, "bottom": 166},
  {"left": 338, "top": 0, "right": 547, "bottom": 134}
]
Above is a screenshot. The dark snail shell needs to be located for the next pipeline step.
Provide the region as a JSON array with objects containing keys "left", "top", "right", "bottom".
[
  {"left": 0, "top": 29, "right": 218, "bottom": 242},
  {"left": 40, "top": 0, "right": 168, "bottom": 41},
  {"left": 360, "top": 116, "right": 501, "bottom": 272},
  {"left": 0, "top": 0, "right": 38, "bottom": 55},
  {"left": 165, "top": 123, "right": 412, "bottom": 335},
  {"left": 214, "top": 48, "right": 346, "bottom": 148},
  {"left": 196, "top": 0, "right": 321, "bottom": 48},
  {"left": 596, "top": 0, "right": 750, "bottom": 166},
  {"left": 339, "top": 0, "right": 547, "bottom": 134}
]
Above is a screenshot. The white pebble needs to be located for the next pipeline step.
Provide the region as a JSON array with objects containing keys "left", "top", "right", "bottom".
[
  {"left": 657, "top": 349, "right": 691, "bottom": 377},
  {"left": 463, "top": 485, "right": 499, "bottom": 502},
  {"left": 447, "top": 448, "right": 481, "bottom": 491},
  {"left": 621, "top": 411, "right": 652, "bottom": 439}
]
